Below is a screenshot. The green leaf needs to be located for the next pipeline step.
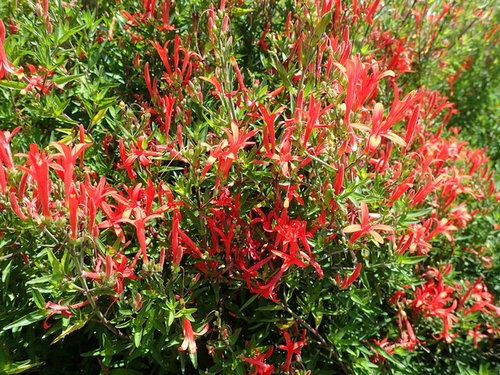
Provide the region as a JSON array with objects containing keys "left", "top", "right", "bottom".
[
  {"left": 134, "top": 326, "right": 143, "bottom": 348},
  {"left": 46, "top": 248, "right": 62, "bottom": 276},
  {"left": 255, "top": 305, "right": 282, "bottom": 311},
  {"left": 405, "top": 208, "right": 432, "bottom": 219},
  {"left": 0, "top": 80, "right": 25, "bottom": 90},
  {"left": 57, "top": 26, "right": 85, "bottom": 45},
  {"left": 398, "top": 255, "right": 428, "bottom": 265},
  {"left": 231, "top": 8, "right": 255, "bottom": 15},
  {"left": 27, "top": 275, "right": 62, "bottom": 285},
  {"left": 240, "top": 294, "right": 258, "bottom": 311},
  {"left": 3, "top": 311, "right": 47, "bottom": 331},
  {"left": 4, "top": 360, "right": 43, "bottom": 374},
  {"left": 109, "top": 370, "right": 143, "bottom": 375},
  {"left": 52, "top": 73, "right": 85, "bottom": 85},
  {"left": 51, "top": 319, "right": 88, "bottom": 344},
  {"left": 31, "top": 289, "right": 46, "bottom": 309},
  {"left": 167, "top": 311, "right": 174, "bottom": 327},
  {"left": 312, "top": 11, "right": 332, "bottom": 46},
  {"left": 91, "top": 107, "right": 109, "bottom": 127},
  {"left": 189, "top": 352, "right": 198, "bottom": 369}
]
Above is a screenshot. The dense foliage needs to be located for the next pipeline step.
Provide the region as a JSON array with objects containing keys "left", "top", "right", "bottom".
[{"left": 0, "top": 1, "right": 499, "bottom": 374}]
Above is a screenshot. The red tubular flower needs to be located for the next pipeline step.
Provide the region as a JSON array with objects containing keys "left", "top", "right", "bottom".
[
  {"left": 118, "top": 137, "right": 160, "bottom": 180},
  {"left": 201, "top": 121, "right": 259, "bottom": 180},
  {"left": 398, "top": 309, "right": 420, "bottom": 350},
  {"left": 333, "top": 163, "right": 345, "bottom": 194},
  {"left": 468, "top": 324, "right": 487, "bottom": 349},
  {"left": 17, "top": 144, "right": 52, "bottom": 218},
  {"left": 424, "top": 218, "right": 458, "bottom": 242},
  {"left": 258, "top": 104, "right": 285, "bottom": 155},
  {"left": 337, "top": 263, "right": 362, "bottom": 289},
  {"left": 51, "top": 142, "right": 91, "bottom": 203},
  {"left": 82, "top": 176, "right": 114, "bottom": 237},
  {"left": 158, "top": 0, "right": 176, "bottom": 31},
  {"left": 0, "top": 166, "right": 6, "bottom": 194},
  {"left": 0, "top": 127, "right": 21, "bottom": 170},
  {"left": 0, "top": 19, "right": 20, "bottom": 80},
  {"left": 302, "top": 95, "right": 330, "bottom": 147},
  {"left": 388, "top": 172, "right": 415, "bottom": 205},
  {"left": 243, "top": 347, "right": 274, "bottom": 375},
  {"left": 82, "top": 253, "right": 138, "bottom": 296},
  {"left": 178, "top": 318, "right": 209, "bottom": 354},
  {"left": 461, "top": 279, "right": 500, "bottom": 317},
  {"left": 351, "top": 102, "right": 406, "bottom": 152},
  {"left": 9, "top": 190, "right": 27, "bottom": 220},
  {"left": 68, "top": 184, "right": 79, "bottom": 239},
  {"left": 44, "top": 300, "right": 90, "bottom": 329},
  {"left": 114, "top": 181, "right": 166, "bottom": 262},
  {"left": 263, "top": 126, "right": 302, "bottom": 178},
  {"left": 343, "top": 202, "right": 393, "bottom": 244},
  {"left": 370, "top": 338, "right": 394, "bottom": 364},
  {"left": 278, "top": 330, "right": 306, "bottom": 372}
]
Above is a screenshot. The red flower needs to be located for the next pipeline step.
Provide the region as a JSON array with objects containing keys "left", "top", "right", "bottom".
[
  {"left": 278, "top": 330, "right": 306, "bottom": 372},
  {"left": 178, "top": 318, "right": 209, "bottom": 354},
  {"left": 82, "top": 253, "right": 139, "bottom": 296},
  {"left": 370, "top": 338, "right": 394, "bottom": 364},
  {"left": 243, "top": 347, "right": 274, "bottom": 375},
  {"left": 17, "top": 144, "right": 53, "bottom": 219},
  {"left": 201, "top": 121, "right": 259, "bottom": 180},
  {"left": 351, "top": 102, "right": 406, "bottom": 152},
  {"left": 467, "top": 324, "right": 487, "bottom": 349},
  {"left": 67, "top": 184, "right": 80, "bottom": 239},
  {"left": 112, "top": 180, "right": 168, "bottom": 261},
  {"left": 343, "top": 202, "right": 393, "bottom": 244},
  {"left": 0, "top": 19, "right": 20, "bottom": 80},
  {"left": 44, "top": 300, "right": 90, "bottom": 329},
  {"left": 0, "top": 126, "right": 21, "bottom": 170},
  {"left": 51, "top": 142, "right": 91, "bottom": 203},
  {"left": 336, "top": 263, "right": 362, "bottom": 289}
]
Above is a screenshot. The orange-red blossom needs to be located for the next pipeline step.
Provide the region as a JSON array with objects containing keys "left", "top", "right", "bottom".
[{"left": 342, "top": 202, "right": 393, "bottom": 244}]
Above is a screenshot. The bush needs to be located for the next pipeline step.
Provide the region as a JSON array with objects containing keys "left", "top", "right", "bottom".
[{"left": 0, "top": 1, "right": 498, "bottom": 374}]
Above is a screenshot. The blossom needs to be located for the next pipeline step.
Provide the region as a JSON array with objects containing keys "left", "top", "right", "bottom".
[
  {"left": 17, "top": 144, "right": 53, "bottom": 218},
  {"left": 0, "top": 19, "right": 19, "bottom": 80},
  {"left": 336, "top": 263, "right": 362, "bottom": 289},
  {"left": 351, "top": 102, "right": 406, "bottom": 152},
  {"left": 342, "top": 202, "right": 393, "bottom": 244},
  {"left": 51, "top": 142, "right": 92, "bottom": 203},
  {"left": 44, "top": 300, "right": 90, "bottom": 329},
  {"left": 278, "top": 330, "right": 306, "bottom": 371},
  {"left": 201, "top": 121, "right": 259, "bottom": 180},
  {"left": 82, "top": 253, "right": 138, "bottom": 296},
  {"left": 0, "top": 126, "right": 21, "bottom": 170},
  {"left": 243, "top": 347, "right": 274, "bottom": 375},
  {"left": 178, "top": 318, "right": 209, "bottom": 354},
  {"left": 370, "top": 338, "right": 395, "bottom": 364}
]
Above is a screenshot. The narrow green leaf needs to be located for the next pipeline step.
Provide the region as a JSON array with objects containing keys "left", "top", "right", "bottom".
[
  {"left": 91, "top": 107, "right": 109, "bottom": 127},
  {"left": 240, "top": 294, "right": 258, "bottom": 311},
  {"left": 51, "top": 319, "right": 88, "bottom": 344},
  {"left": 31, "top": 289, "right": 46, "bottom": 309},
  {"left": 52, "top": 73, "right": 84, "bottom": 85},
  {"left": 5, "top": 360, "right": 42, "bottom": 374},
  {"left": 3, "top": 311, "right": 46, "bottom": 331},
  {"left": 189, "top": 352, "right": 198, "bottom": 369},
  {"left": 312, "top": 11, "right": 332, "bottom": 46},
  {"left": 0, "top": 80, "right": 25, "bottom": 90},
  {"left": 398, "top": 255, "right": 428, "bottom": 265}
]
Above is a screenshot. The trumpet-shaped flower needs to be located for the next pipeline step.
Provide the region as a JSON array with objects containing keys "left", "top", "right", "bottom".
[
  {"left": 343, "top": 202, "right": 393, "bottom": 244},
  {"left": 178, "top": 318, "right": 209, "bottom": 354}
]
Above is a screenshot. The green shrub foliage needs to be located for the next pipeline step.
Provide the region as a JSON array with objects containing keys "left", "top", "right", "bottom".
[{"left": 0, "top": 1, "right": 498, "bottom": 374}]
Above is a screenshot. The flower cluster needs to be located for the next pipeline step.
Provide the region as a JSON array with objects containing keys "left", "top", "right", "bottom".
[{"left": 0, "top": 0, "right": 498, "bottom": 373}]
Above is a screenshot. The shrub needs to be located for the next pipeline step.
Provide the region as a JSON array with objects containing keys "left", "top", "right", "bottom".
[{"left": 0, "top": 1, "right": 498, "bottom": 374}]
